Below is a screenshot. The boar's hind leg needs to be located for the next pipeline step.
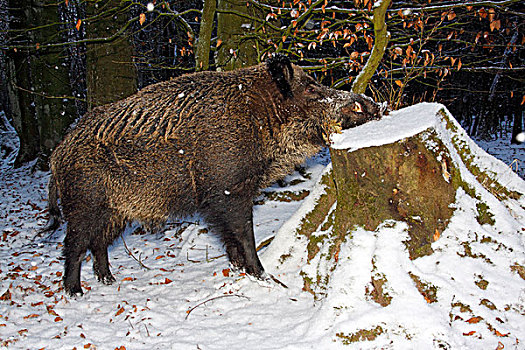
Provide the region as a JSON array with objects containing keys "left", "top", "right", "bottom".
[
  {"left": 63, "top": 213, "right": 120, "bottom": 296},
  {"left": 207, "top": 199, "right": 264, "bottom": 277},
  {"left": 63, "top": 224, "right": 89, "bottom": 296}
]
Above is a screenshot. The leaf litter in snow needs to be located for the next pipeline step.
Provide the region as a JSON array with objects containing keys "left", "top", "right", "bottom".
[{"left": 0, "top": 104, "right": 524, "bottom": 349}]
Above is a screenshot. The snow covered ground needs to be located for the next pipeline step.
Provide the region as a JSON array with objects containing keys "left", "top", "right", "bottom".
[{"left": 0, "top": 104, "right": 524, "bottom": 349}]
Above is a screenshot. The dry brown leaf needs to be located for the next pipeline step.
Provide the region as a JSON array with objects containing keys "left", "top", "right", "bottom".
[
  {"left": 433, "top": 229, "right": 440, "bottom": 242},
  {"left": 115, "top": 307, "right": 125, "bottom": 317},
  {"left": 467, "top": 316, "right": 482, "bottom": 324},
  {"left": 0, "top": 286, "right": 11, "bottom": 301},
  {"left": 139, "top": 13, "right": 146, "bottom": 26},
  {"left": 494, "top": 329, "right": 509, "bottom": 337},
  {"left": 490, "top": 20, "right": 501, "bottom": 32},
  {"left": 24, "top": 314, "right": 39, "bottom": 319}
]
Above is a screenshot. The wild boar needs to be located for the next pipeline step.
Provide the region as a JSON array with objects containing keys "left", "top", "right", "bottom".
[{"left": 44, "top": 54, "right": 385, "bottom": 296}]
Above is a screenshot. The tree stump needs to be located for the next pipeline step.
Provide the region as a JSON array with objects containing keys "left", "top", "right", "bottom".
[
  {"left": 262, "top": 103, "right": 524, "bottom": 298},
  {"left": 330, "top": 124, "right": 457, "bottom": 259}
]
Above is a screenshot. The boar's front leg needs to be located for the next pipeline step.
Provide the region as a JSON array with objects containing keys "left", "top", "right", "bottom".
[
  {"left": 90, "top": 237, "right": 116, "bottom": 286},
  {"left": 206, "top": 196, "right": 264, "bottom": 277}
]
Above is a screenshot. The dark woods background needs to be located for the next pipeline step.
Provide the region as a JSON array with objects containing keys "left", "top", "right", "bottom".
[{"left": 0, "top": 0, "right": 523, "bottom": 170}]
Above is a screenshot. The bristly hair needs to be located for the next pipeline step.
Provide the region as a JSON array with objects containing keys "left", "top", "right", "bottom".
[{"left": 266, "top": 54, "right": 294, "bottom": 99}]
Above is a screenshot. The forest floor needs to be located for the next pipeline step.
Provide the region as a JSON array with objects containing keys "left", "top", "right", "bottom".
[{"left": 0, "top": 105, "right": 524, "bottom": 349}]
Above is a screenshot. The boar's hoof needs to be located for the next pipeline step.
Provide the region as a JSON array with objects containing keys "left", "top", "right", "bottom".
[
  {"left": 97, "top": 273, "right": 116, "bottom": 285},
  {"left": 64, "top": 283, "right": 84, "bottom": 297}
]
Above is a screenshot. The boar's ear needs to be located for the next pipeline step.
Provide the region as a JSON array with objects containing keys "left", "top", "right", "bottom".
[{"left": 266, "top": 54, "right": 294, "bottom": 99}]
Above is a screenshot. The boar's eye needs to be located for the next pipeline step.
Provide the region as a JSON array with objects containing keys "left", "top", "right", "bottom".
[
  {"left": 352, "top": 101, "right": 363, "bottom": 113},
  {"left": 305, "top": 84, "right": 319, "bottom": 97}
]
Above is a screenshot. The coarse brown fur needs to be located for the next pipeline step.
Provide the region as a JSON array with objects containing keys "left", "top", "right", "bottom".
[{"left": 45, "top": 54, "right": 384, "bottom": 296}]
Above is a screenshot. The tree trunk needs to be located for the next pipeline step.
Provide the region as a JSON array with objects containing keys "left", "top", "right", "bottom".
[
  {"left": 351, "top": 0, "right": 391, "bottom": 94},
  {"left": 5, "top": 0, "right": 79, "bottom": 169},
  {"left": 31, "top": 0, "right": 79, "bottom": 169},
  {"left": 216, "top": 0, "right": 261, "bottom": 70},
  {"left": 6, "top": 0, "right": 40, "bottom": 167},
  {"left": 195, "top": 0, "right": 216, "bottom": 71},
  {"left": 85, "top": 0, "right": 137, "bottom": 110}
]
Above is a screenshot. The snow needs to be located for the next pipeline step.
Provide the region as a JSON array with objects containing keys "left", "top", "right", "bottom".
[
  {"left": 331, "top": 103, "right": 444, "bottom": 151},
  {"left": 1, "top": 104, "right": 524, "bottom": 349}
]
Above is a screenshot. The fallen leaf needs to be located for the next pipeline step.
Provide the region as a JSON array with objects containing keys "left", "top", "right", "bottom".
[
  {"left": 494, "top": 329, "right": 510, "bottom": 337},
  {"left": 139, "top": 13, "right": 146, "bottom": 25},
  {"left": 0, "top": 286, "right": 11, "bottom": 301},
  {"left": 496, "top": 341, "right": 504, "bottom": 350},
  {"left": 47, "top": 306, "right": 58, "bottom": 316},
  {"left": 24, "top": 314, "right": 39, "bottom": 319},
  {"left": 463, "top": 331, "right": 476, "bottom": 336},
  {"left": 222, "top": 268, "right": 230, "bottom": 277},
  {"left": 122, "top": 277, "right": 134, "bottom": 282},
  {"left": 54, "top": 316, "right": 63, "bottom": 322},
  {"left": 76, "top": 19, "right": 81, "bottom": 31},
  {"left": 467, "top": 316, "right": 482, "bottom": 324},
  {"left": 115, "top": 307, "right": 125, "bottom": 317}
]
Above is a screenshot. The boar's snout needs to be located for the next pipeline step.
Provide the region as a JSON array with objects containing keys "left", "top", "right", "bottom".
[{"left": 337, "top": 94, "right": 387, "bottom": 130}]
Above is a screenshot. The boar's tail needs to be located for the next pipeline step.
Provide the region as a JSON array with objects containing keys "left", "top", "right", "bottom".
[{"left": 40, "top": 174, "right": 61, "bottom": 233}]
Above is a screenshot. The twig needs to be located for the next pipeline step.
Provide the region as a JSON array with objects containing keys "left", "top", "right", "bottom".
[
  {"left": 186, "top": 251, "right": 201, "bottom": 263},
  {"left": 185, "top": 294, "right": 250, "bottom": 320},
  {"left": 256, "top": 236, "right": 275, "bottom": 252},
  {"left": 269, "top": 274, "right": 289, "bottom": 289},
  {"left": 122, "top": 236, "right": 151, "bottom": 270}
]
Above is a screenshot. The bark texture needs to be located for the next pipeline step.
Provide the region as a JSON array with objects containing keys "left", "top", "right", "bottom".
[
  {"left": 85, "top": 0, "right": 137, "bottom": 110},
  {"left": 195, "top": 0, "right": 216, "bottom": 71},
  {"left": 216, "top": 0, "right": 261, "bottom": 70},
  {"left": 6, "top": 0, "right": 77, "bottom": 169}
]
